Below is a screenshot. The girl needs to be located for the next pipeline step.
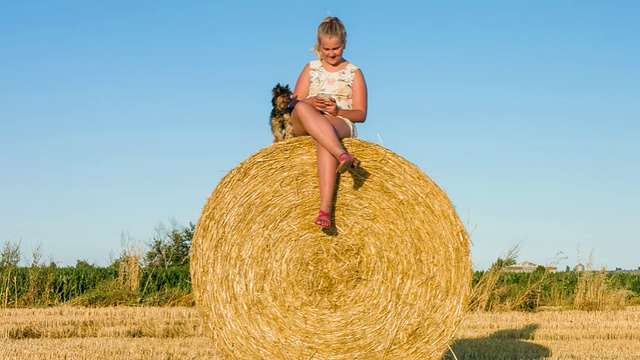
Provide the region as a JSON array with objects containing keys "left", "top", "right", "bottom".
[{"left": 289, "top": 17, "right": 368, "bottom": 228}]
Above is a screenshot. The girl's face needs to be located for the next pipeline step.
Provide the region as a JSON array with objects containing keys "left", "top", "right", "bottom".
[{"left": 320, "top": 36, "right": 344, "bottom": 66}]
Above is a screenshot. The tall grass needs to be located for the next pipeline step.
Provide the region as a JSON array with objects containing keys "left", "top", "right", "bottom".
[
  {"left": 467, "top": 247, "right": 553, "bottom": 312},
  {"left": 573, "top": 269, "right": 631, "bottom": 310},
  {"left": 468, "top": 249, "right": 638, "bottom": 312},
  {"left": 468, "top": 249, "right": 516, "bottom": 312},
  {"left": 2, "top": 239, "right": 638, "bottom": 310}
]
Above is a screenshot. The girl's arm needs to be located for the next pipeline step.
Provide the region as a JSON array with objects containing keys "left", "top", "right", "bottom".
[
  {"left": 292, "top": 63, "right": 310, "bottom": 102},
  {"left": 327, "top": 69, "right": 367, "bottom": 123},
  {"left": 290, "top": 63, "right": 326, "bottom": 114}
]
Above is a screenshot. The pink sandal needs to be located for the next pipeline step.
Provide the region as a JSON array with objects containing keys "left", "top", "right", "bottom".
[
  {"left": 336, "top": 152, "right": 361, "bottom": 173},
  {"left": 315, "top": 210, "right": 331, "bottom": 228}
]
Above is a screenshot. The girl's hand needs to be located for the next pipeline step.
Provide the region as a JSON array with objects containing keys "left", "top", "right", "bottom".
[
  {"left": 313, "top": 96, "right": 328, "bottom": 113},
  {"left": 316, "top": 96, "right": 338, "bottom": 116}
]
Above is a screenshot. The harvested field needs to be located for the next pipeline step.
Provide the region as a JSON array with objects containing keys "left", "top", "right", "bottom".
[
  {"left": 0, "top": 307, "right": 219, "bottom": 359},
  {"left": 446, "top": 307, "right": 640, "bottom": 359},
  {"left": 1, "top": 306, "right": 640, "bottom": 359}
]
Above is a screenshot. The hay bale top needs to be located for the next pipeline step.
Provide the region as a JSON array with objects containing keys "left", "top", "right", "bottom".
[{"left": 191, "top": 137, "right": 471, "bottom": 359}]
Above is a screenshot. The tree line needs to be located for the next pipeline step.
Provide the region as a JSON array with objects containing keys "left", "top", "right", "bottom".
[
  {"left": 1, "top": 221, "right": 194, "bottom": 307},
  {"left": 2, "top": 223, "right": 640, "bottom": 310}
]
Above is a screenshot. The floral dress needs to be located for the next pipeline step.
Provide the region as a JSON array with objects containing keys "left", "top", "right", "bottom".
[{"left": 307, "top": 60, "right": 359, "bottom": 137}]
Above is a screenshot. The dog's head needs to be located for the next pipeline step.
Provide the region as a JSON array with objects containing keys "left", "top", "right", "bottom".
[{"left": 271, "top": 83, "right": 292, "bottom": 109}]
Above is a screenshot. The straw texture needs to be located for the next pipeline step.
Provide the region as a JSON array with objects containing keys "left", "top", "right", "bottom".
[{"left": 190, "top": 137, "right": 471, "bottom": 359}]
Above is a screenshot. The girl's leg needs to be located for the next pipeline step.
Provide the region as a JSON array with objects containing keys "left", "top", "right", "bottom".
[
  {"left": 290, "top": 102, "right": 350, "bottom": 159},
  {"left": 314, "top": 138, "right": 338, "bottom": 227},
  {"left": 290, "top": 102, "right": 353, "bottom": 227}
]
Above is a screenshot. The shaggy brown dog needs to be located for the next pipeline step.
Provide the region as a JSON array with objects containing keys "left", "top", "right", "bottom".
[{"left": 269, "top": 83, "right": 293, "bottom": 142}]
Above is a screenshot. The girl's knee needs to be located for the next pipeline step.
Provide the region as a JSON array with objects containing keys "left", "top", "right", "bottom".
[{"left": 292, "top": 101, "right": 314, "bottom": 114}]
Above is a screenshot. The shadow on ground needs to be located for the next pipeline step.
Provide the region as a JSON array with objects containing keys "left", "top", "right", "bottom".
[{"left": 442, "top": 324, "right": 551, "bottom": 360}]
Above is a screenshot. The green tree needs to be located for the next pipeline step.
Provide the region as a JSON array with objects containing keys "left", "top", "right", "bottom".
[
  {"left": 0, "top": 239, "right": 21, "bottom": 268},
  {"left": 144, "top": 220, "right": 195, "bottom": 268},
  {"left": 76, "top": 259, "right": 96, "bottom": 269},
  {"left": 488, "top": 256, "right": 516, "bottom": 271}
]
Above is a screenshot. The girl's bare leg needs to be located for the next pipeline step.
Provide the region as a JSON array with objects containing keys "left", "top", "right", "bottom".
[
  {"left": 290, "top": 102, "right": 351, "bottom": 158},
  {"left": 290, "top": 102, "right": 353, "bottom": 227},
  {"left": 314, "top": 138, "right": 338, "bottom": 215}
]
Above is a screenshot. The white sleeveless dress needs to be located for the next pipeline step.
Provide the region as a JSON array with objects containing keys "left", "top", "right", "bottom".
[{"left": 307, "top": 60, "right": 359, "bottom": 137}]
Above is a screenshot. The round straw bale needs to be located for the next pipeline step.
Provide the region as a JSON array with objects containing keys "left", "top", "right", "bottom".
[{"left": 191, "top": 136, "right": 471, "bottom": 359}]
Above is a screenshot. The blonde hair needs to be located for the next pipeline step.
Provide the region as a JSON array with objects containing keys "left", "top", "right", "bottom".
[{"left": 313, "top": 17, "right": 347, "bottom": 59}]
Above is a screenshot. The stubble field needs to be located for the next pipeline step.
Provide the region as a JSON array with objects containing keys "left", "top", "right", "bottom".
[{"left": 1, "top": 306, "right": 639, "bottom": 359}]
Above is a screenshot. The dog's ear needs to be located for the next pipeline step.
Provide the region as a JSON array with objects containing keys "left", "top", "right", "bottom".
[{"left": 272, "top": 83, "right": 282, "bottom": 96}]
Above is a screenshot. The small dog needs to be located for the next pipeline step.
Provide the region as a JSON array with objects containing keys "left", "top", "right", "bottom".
[{"left": 270, "top": 83, "right": 294, "bottom": 142}]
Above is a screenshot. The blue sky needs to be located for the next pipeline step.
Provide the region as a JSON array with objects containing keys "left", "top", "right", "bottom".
[{"left": 1, "top": 1, "right": 638, "bottom": 270}]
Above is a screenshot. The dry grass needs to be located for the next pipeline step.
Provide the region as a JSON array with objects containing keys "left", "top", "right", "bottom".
[
  {"left": 118, "top": 244, "right": 143, "bottom": 293},
  {"left": 573, "top": 270, "right": 631, "bottom": 311},
  {"left": 468, "top": 247, "right": 520, "bottom": 312},
  {"left": 191, "top": 137, "right": 471, "bottom": 359},
  {"left": 445, "top": 306, "right": 640, "bottom": 360},
  {"left": 2, "top": 306, "right": 640, "bottom": 359},
  {"left": 0, "top": 306, "right": 219, "bottom": 359}
]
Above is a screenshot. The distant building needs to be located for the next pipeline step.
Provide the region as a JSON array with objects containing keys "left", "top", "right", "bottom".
[
  {"left": 570, "top": 263, "right": 640, "bottom": 274},
  {"left": 504, "top": 261, "right": 557, "bottom": 273},
  {"left": 608, "top": 269, "right": 640, "bottom": 275}
]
